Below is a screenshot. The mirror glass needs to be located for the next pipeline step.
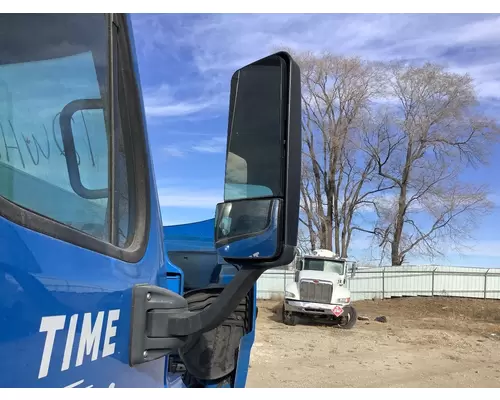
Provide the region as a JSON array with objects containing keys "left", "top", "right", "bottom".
[
  {"left": 224, "top": 55, "right": 285, "bottom": 202},
  {"left": 214, "top": 198, "right": 281, "bottom": 259}
]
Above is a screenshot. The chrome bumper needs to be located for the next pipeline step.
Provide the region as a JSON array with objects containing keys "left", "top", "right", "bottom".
[{"left": 284, "top": 299, "right": 350, "bottom": 315}]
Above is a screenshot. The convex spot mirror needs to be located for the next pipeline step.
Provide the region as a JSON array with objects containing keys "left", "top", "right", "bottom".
[{"left": 215, "top": 51, "right": 301, "bottom": 268}]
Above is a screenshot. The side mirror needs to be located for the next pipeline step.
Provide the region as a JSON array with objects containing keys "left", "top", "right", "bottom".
[
  {"left": 215, "top": 52, "right": 301, "bottom": 268},
  {"left": 128, "top": 51, "right": 302, "bottom": 365},
  {"left": 294, "top": 269, "right": 300, "bottom": 283}
]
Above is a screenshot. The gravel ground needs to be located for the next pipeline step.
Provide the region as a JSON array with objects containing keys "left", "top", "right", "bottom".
[{"left": 246, "top": 297, "right": 500, "bottom": 388}]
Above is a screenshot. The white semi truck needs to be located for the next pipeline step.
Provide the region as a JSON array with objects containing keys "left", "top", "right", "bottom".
[{"left": 282, "top": 249, "right": 358, "bottom": 329}]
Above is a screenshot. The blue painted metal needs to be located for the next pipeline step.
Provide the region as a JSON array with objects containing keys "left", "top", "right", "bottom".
[
  {"left": 158, "top": 262, "right": 184, "bottom": 297},
  {"left": 163, "top": 219, "right": 215, "bottom": 252},
  {"left": 163, "top": 219, "right": 217, "bottom": 291}
]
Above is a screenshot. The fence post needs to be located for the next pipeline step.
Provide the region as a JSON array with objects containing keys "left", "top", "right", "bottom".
[
  {"left": 484, "top": 269, "right": 490, "bottom": 299},
  {"left": 431, "top": 267, "right": 437, "bottom": 297},
  {"left": 382, "top": 267, "right": 386, "bottom": 299},
  {"left": 283, "top": 269, "right": 286, "bottom": 295}
]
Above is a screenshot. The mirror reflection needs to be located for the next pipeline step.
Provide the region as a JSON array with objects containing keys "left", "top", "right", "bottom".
[
  {"left": 224, "top": 55, "right": 285, "bottom": 202},
  {"left": 215, "top": 198, "right": 280, "bottom": 259}
]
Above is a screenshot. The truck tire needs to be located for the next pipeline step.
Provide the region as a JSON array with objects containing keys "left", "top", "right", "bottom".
[
  {"left": 282, "top": 303, "right": 297, "bottom": 326},
  {"left": 338, "top": 305, "right": 357, "bottom": 329},
  {"left": 179, "top": 287, "right": 251, "bottom": 382}
]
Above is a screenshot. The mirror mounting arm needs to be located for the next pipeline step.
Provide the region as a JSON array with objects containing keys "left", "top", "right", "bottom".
[
  {"left": 169, "top": 244, "right": 295, "bottom": 335},
  {"left": 129, "top": 245, "right": 296, "bottom": 366}
]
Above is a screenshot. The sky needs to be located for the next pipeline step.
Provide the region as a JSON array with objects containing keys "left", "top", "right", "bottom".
[{"left": 129, "top": 13, "right": 500, "bottom": 268}]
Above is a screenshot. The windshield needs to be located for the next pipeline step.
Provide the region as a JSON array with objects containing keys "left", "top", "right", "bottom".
[{"left": 303, "top": 258, "right": 344, "bottom": 274}]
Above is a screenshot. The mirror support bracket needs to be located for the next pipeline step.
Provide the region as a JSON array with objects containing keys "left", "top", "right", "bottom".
[
  {"left": 129, "top": 245, "right": 296, "bottom": 367},
  {"left": 128, "top": 284, "right": 188, "bottom": 366}
]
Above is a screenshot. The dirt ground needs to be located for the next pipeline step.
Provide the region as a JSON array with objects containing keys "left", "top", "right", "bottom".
[{"left": 246, "top": 297, "right": 500, "bottom": 388}]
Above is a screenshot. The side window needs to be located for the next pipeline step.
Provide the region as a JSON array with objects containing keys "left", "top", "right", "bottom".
[{"left": 0, "top": 14, "right": 134, "bottom": 248}]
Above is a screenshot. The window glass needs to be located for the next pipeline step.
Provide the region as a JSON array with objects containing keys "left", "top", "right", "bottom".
[
  {"left": 303, "top": 258, "right": 344, "bottom": 275},
  {"left": 0, "top": 14, "right": 132, "bottom": 246}
]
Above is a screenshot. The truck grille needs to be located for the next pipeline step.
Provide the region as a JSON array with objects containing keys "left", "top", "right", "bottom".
[{"left": 299, "top": 280, "right": 333, "bottom": 304}]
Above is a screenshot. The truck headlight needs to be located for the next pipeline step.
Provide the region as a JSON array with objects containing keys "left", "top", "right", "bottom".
[
  {"left": 285, "top": 291, "right": 295, "bottom": 298},
  {"left": 337, "top": 297, "right": 350, "bottom": 303}
]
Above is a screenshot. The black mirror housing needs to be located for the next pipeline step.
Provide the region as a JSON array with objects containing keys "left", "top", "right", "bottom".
[{"left": 214, "top": 51, "right": 301, "bottom": 269}]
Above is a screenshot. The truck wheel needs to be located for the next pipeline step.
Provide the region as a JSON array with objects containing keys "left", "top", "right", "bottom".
[
  {"left": 338, "top": 306, "right": 357, "bottom": 329},
  {"left": 284, "top": 313, "right": 297, "bottom": 326},
  {"left": 282, "top": 303, "right": 297, "bottom": 326}
]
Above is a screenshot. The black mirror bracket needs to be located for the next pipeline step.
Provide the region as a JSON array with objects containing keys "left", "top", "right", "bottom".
[
  {"left": 128, "top": 284, "right": 189, "bottom": 366},
  {"left": 129, "top": 245, "right": 296, "bottom": 367}
]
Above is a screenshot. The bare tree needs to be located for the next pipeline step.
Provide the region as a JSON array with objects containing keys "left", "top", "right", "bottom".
[
  {"left": 282, "top": 45, "right": 498, "bottom": 263},
  {"left": 296, "top": 51, "right": 390, "bottom": 257},
  {"left": 363, "top": 62, "right": 498, "bottom": 265},
  {"left": 297, "top": 227, "right": 313, "bottom": 254},
  {"left": 299, "top": 160, "right": 320, "bottom": 251}
]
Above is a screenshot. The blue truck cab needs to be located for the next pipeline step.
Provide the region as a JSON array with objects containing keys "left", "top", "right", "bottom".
[{"left": 0, "top": 13, "right": 302, "bottom": 388}]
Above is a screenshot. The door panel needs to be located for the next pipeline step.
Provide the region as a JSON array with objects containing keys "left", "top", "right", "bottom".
[
  {"left": 0, "top": 13, "right": 165, "bottom": 388},
  {"left": 0, "top": 201, "right": 165, "bottom": 387}
]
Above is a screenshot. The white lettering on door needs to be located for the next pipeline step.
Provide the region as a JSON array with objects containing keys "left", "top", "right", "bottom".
[
  {"left": 102, "top": 309, "right": 120, "bottom": 358},
  {"left": 62, "top": 314, "right": 78, "bottom": 371},
  {"left": 38, "top": 309, "right": 120, "bottom": 380},
  {"left": 76, "top": 311, "right": 104, "bottom": 366},
  {"left": 38, "top": 315, "right": 66, "bottom": 378}
]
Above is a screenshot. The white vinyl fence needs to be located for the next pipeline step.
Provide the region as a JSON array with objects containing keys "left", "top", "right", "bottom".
[{"left": 256, "top": 265, "right": 500, "bottom": 301}]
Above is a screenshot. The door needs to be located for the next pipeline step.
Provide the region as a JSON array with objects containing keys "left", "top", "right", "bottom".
[{"left": 0, "top": 14, "right": 165, "bottom": 387}]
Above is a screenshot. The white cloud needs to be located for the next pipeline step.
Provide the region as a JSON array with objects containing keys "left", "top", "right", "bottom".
[
  {"left": 157, "top": 187, "right": 222, "bottom": 208},
  {"left": 192, "top": 136, "right": 226, "bottom": 154},
  {"left": 142, "top": 83, "right": 219, "bottom": 118},
  {"left": 454, "top": 239, "right": 500, "bottom": 258},
  {"left": 163, "top": 146, "right": 185, "bottom": 157},
  {"left": 132, "top": 14, "right": 500, "bottom": 114},
  {"left": 163, "top": 135, "right": 226, "bottom": 157},
  {"left": 145, "top": 100, "right": 214, "bottom": 118}
]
